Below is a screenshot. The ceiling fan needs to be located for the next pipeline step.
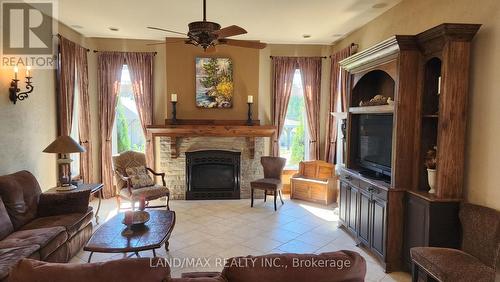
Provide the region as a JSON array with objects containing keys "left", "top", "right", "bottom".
[{"left": 147, "top": 0, "right": 267, "bottom": 51}]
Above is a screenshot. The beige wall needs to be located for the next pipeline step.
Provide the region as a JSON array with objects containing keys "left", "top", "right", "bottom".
[
  {"left": 0, "top": 24, "right": 82, "bottom": 190},
  {"left": 333, "top": 0, "right": 500, "bottom": 210},
  {"left": 0, "top": 24, "right": 332, "bottom": 188},
  {"left": 165, "top": 41, "right": 259, "bottom": 121}
]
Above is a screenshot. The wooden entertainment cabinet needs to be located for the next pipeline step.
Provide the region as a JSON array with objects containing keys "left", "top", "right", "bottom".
[{"left": 336, "top": 23, "right": 480, "bottom": 272}]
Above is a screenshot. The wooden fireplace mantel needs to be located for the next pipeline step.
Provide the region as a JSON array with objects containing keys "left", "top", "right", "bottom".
[{"left": 147, "top": 123, "right": 277, "bottom": 159}]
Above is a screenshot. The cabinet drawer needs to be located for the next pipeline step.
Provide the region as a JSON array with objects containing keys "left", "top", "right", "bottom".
[
  {"left": 339, "top": 172, "right": 359, "bottom": 187},
  {"left": 359, "top": 180, "right": 388, "bottom": 201}
]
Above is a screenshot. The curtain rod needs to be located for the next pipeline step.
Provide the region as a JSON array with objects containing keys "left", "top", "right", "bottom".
[
  {"left": 269, "top": 56, "right": 327, "bottom": 59},
  {"left": 93, "top": 50, "right": 157, "bottom": 56}
]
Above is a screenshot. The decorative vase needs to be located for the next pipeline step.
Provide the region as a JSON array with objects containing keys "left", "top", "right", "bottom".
[{"left": 427, "top": 168, "right": 437, "bottom": 194}]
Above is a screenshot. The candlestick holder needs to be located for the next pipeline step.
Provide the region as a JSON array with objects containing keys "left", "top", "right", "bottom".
[
  {"left": 171, "top": 101, "right": 178, "bottom": 124},
  {"left": 246, "top": 102, "right": 253, "bottom": 126},
  {"left": 9, "top": 76, "right": 34, "bottom": 104}
]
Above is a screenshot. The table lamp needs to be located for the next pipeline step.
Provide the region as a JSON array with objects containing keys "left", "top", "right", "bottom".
[{"left": 43, "top": 135, "right": 86, "bottom": 191}]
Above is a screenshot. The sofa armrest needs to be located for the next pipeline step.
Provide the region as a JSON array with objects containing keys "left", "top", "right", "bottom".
[
  {"left": 171, "top": 272, "right": 224, "bottom": 282},
  {"left": 37, "top": 189, "right": 90, "bottom": 217},
  {"left": 181, "top": 272, "right": 221, "bottom": 278}
]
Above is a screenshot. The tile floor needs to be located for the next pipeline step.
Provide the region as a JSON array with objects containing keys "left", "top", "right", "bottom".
[{"left": 73, "top": 195, "right": 410, "bottom": 281}]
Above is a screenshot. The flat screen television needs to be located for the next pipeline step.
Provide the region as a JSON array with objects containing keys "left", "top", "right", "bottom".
[{"left": 356, "top": 114, "right": 393, "bottom": 177}]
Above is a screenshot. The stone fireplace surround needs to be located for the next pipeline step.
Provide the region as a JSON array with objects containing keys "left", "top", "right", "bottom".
[{"left": 159, "top": 136, "right": 264, "bottom": 200}]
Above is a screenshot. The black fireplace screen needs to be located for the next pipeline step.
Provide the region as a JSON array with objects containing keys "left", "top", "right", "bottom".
[{"left": 185, "top": 150, "right": 241, "bottom": 200}]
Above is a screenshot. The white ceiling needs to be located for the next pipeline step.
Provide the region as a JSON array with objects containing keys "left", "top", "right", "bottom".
[{"left": 58, "top": 0, "right": 401, "bottom": 44}]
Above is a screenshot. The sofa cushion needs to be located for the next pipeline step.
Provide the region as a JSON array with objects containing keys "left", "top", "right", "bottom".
[
  {"left": 0, "top": 227, "right": 67, "bottom": 260},
  {"left": 0, "top": 171, "right": 42, "bottom": 230},
  {"left": 20, "top": 207, "right": 93, "bottom": 237},
  {"left": 221, "top": 250, "right": 366, "bottom": 282},
  {"left": 37, "top": 189, "right": 90, "bottom": 217},
  {"left": 8, "top": 258, "right": 171, "bottom": 282},
  {"left": 411, "top": 247, "right": 496, "bottom": 282},
  {"left": 0, "top": 245, "right": 40, "bottom": 281},
  {"left": 250, "top": 178, "right": 282, "bottom": 190},
  {"left": 0, "top": 197, "right": 14, "bottom": 240}
]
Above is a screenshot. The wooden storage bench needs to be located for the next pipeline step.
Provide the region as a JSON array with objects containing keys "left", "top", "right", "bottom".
[{"left": 290, "top": 160, "right": 337, "bottom": 205}]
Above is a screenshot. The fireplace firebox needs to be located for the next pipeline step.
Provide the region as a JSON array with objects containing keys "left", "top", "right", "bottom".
[{"left": 185, "top": 150, "right": 241, "bottom": 200}]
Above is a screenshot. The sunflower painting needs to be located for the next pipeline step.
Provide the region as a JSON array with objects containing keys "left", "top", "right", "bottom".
[{"left": 195, "top": 57, "right": 233, "bottom": 108}]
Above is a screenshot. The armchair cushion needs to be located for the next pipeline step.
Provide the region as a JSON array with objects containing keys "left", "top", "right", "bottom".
[
  {"left": 126, "top": 166, "right": 155, "bottom": 189},
  {"left": 250, "top": 178, "right": 282, "bottom": 190},
  {"left": 410, "top": 247, "right": 495, "bottom": 282},
  {"left": 37, "top": 190, "right": 90, "bottom": 217},
  {"left": 119, "top": 185, "right": 170, "bottom": 201}
]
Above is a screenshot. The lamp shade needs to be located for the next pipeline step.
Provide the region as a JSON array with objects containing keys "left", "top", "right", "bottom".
[{"left": 43, "top": 135, "right": 86, "bottom": 154}]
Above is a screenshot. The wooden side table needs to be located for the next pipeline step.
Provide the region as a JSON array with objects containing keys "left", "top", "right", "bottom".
[{"left": 45, "top": 183, "right": 104, "bottom": 224}]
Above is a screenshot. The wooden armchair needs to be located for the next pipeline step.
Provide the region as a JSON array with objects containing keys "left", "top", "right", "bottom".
[
  {"left": 290, "top": 160, "right": 337, "bottom": 205},
  {"left": 112, "top": 151, "right": 170, "bottom": 210}
]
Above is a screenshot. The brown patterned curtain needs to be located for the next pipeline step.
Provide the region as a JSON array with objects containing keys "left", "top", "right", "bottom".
[
  {"left": 324, "top": 44, "right": 356, "bottom": 163},
  {"left": 124, "top": 52, "right": 155, "bottom": 167},
  {"left": 57, "top": 36, "right": 76, "bottom": 136},
  {"left": 75, "top": 44, "right": 92, "bottom": 183},
  {"left": 98, "top": 52, "right": 125, "bottom": 198},
  {"left": 297, "top": 57, "right": 322, "bottom": 160},
  {"left": 271, "top": 57, "right": 297, "bottom": 156}
]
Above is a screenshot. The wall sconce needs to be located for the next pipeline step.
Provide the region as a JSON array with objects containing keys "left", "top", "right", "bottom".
[{"left": 9, "top": 66, "right": 34, "bottom": 104}]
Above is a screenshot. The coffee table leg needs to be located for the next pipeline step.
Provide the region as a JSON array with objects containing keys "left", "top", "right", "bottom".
[
  {"left": 87, "top": 252, "right": 94, "bottom": 263},
  {"left": 95, "top": 189, "right": 103, "bottom": 224},
  {"left": 165, "top": 241, "right": 169, "bottom": 252},
  {"left": 152, "top": 249, "right": 156, "bottom": 257}
]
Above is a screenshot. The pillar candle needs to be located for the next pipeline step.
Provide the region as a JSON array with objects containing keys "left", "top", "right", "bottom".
[
  {"left": 247, "top": 95, "right": 253, "bottom": 104},
  {"left": 437, "top": 76, "right": 442, "bottom": 94},
  {"left": 171, "top": 93, "right": 177, "bottom": 102},
  {"left": 14, "top": 66, "right": 18, "bottom": 80}
]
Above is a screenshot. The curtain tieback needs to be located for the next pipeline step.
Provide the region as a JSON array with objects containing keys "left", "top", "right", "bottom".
[{"left": 309, "top": 140, "right": 317, "bottom": 143}]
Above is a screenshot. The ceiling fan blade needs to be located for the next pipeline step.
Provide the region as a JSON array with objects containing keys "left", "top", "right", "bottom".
[
  {"left": 213, "top": 25, "right": 247, "bottom": 38},
  {"left": 219, "top": 39, "right": 267, "bottom": 49},
  {"left": 147, "top": 26, "right": 187, "bottom": 36},
  {"left": 146, "top": 39, "right": 189, "bottom": 46}
]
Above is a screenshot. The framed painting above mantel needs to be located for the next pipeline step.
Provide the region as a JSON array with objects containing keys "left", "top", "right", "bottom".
[{"left": 195, "top": 57, "right": 233, "bottom": 108}]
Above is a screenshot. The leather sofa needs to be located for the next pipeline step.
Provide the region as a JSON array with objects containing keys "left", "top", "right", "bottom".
[
  {"left": 0, "top": 171, "right": 93, "bottom": 281},
  {"left": 8, "top": 250, "right": 366, "bottom": 282}
]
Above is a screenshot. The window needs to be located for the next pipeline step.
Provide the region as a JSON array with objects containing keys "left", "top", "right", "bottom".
[
  {"left": 279, "top": 69, "right": 310, "bottom": 169},
  {"left": 112, "top": 65, "right": 145, "bottom": 155},
  {"left": 70, "top": 70, "right": 80, "bottom": 178}
]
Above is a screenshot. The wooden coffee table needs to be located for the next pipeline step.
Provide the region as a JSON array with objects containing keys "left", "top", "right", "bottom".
[{"left": 84, "top": 210, "right": 175, "bottom": 262}]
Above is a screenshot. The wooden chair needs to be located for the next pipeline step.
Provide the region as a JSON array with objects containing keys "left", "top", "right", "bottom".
[
  {"left": 410, "top": 203, "right": 500, "bottom": 282},
  {"left": 290, "top": 160, "right": 336, "bottom": 205},
  {"left": 250, "top": 156, "right": 286, "bottom": 211},
  {"left": 112, "top": 151, "right": 170, "bottom": 210}
]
